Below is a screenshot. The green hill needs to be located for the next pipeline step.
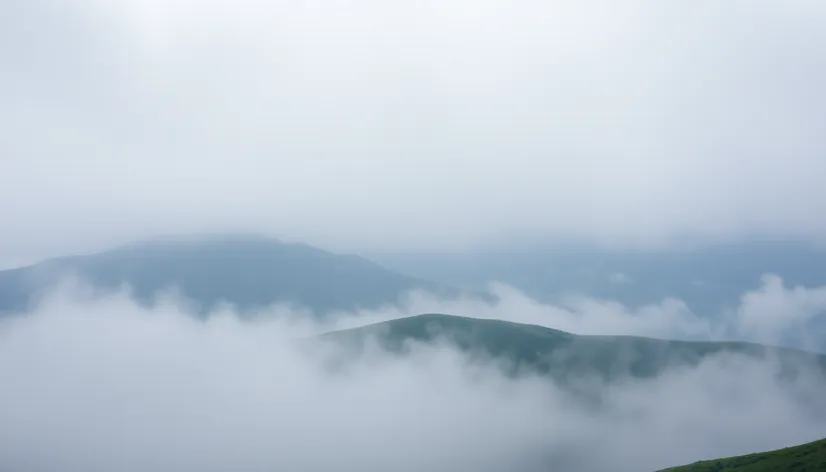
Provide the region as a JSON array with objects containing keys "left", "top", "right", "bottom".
[
  {"left": 319, "top": 314, "right": 826, "bottom": 470},
  {"left": 0, "top": 235, "right": 477, "bottom": 316},
  {"left": 658, "top": 437, "right": 826, "bottom": 472},
  {"left": 320, "top": 313, "right": 826, "bottom": 383}
]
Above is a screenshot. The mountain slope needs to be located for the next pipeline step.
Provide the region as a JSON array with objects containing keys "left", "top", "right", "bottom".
[
  {"left": 320, "top": 315, "right": 826, "bottom": 471},
  {"left": 657, "top": 437, "right": 826, "bottom": 472},
  {"left": 0, "top": 235, "right": 467, "bottom": 316},
  {"left": 320, "top": 313, "right": 826, "bottom": 382}
]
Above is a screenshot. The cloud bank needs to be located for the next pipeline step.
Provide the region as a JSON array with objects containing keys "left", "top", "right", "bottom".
[
  {"left": 2, "top": 0, "right": 826, "bottom": 263},
  {"left": 321, "top": 273, "right": 826, "bottom": 352},
  {"left": 1, "top": 281, "right": 826, "bottom": 471}
]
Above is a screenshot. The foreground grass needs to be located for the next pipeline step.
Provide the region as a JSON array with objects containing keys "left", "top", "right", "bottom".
[{"left": 659, "top": 437, "right": 826, "bottom": 471}]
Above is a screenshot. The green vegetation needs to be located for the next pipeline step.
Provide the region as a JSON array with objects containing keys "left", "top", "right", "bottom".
[
  {"left": 320, "top": 313, "right": 826, "bottom": 383},
  {"left": 658, "top": 437, "right": 826, "bottom": 471}
]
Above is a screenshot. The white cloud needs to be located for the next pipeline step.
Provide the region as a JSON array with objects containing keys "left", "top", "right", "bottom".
[
  {"left": 322, "top": 274, "right": 826, "bottom": 351},
  {"left": 321, "top": 283, "right": 711, "bottom": 341},
  {"left": 0, "top": 288, "right": 825, "bottom": 471},
  {"left": 734, "top": 274, "right": 826, "bottom": 349},
  {"left": 17, "top": 269, "right": 826, "bottom": 349},
  {"left": 1, "top": 0, "right": 826, "bottom": 260}
]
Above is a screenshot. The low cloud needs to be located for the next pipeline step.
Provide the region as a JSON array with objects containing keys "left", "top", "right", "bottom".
[
  {"left": 325, "top": 273, "right": 826, "bottom": 352},
  {"left": 734, "top": 274, "right": 826, "bottom": 349},
  {"left": 1, "top": 281, "right": 826, "bottom": 471}
]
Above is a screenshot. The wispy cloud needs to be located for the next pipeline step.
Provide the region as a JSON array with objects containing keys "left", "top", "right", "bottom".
[
  {"left": 1, "top": 281, "right": 824, "bottom": 471},
  {"left": 321, "top": 274, "right": 826, "bottom": 352}
]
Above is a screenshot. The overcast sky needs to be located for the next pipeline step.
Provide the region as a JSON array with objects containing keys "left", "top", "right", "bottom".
[{"left": 2, "top": 0, "right": 826, "bottom": 263}]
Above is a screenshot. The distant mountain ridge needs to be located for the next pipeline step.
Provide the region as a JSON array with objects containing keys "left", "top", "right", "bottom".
[
  {"left": 374, "top": 241, "right": 826, "bottom": 318},
  {"left": 0, "top": 234, "right": 478, "bottom": 316}
]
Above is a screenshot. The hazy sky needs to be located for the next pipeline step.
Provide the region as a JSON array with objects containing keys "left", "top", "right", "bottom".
[
  {"left": 2, "top": 0, "right": 826, "bottom": 262},
  {"left": 4, "top": 4, "right": 826, "bottom": 468}
]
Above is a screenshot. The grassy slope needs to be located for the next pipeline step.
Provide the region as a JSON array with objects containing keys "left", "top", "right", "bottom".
[
  {"left": 321, "top": 313, "right": 826, "bottom": 382},
  {"left": 658, "top": 437, "right": 826, "bottom": 472},
  {"left": 323, "top": 315, "right": 826, "bottom": 470}
]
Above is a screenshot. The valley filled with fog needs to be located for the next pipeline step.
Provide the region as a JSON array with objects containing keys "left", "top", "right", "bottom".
[{"left": 1, "top": 241, "right": 825, "bottom": 471}]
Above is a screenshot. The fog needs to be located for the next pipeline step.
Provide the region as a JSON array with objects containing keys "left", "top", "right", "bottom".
[
  {"left": 3, "top": 0, "right": 826, "bottom": 264},
  {"left": 3, "top": 0, "right": 826, "bottom": 467},
  {"left": 322, "top": 273, "right": 826, "bottom": 352},
  {"left": 1, "top": 282, "right": 825, "bottom": 472}
]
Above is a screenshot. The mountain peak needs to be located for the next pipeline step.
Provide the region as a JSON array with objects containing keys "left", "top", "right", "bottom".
[{"left": 0, "top": 235, "right": 462, "bottom": 316}]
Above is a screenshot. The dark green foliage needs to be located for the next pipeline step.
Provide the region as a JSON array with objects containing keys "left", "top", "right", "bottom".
[{"left": 658, "top": 437, "right": 826, "bottom": 472}]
